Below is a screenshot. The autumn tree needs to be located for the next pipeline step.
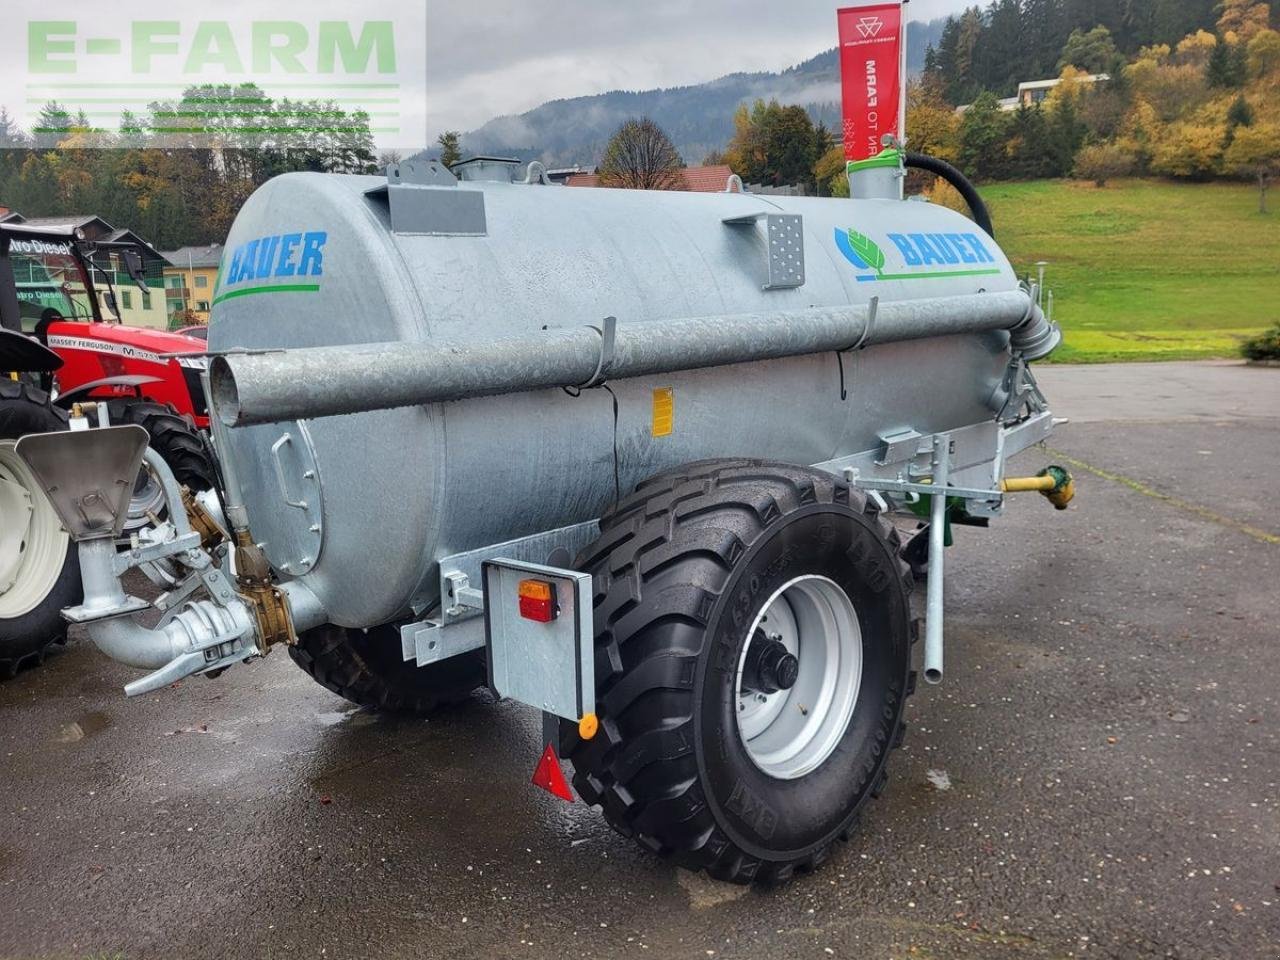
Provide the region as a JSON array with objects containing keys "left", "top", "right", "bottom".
[
  {"left": 1224, "top": 122, "right": 1280, "bottom": 212},
  {"left": 1072, "top": 142, "right": 1138, "bottom": 185},
  {"left": 812, "top": 145, "right": 849, "bottom": 198},
  {"left": 723, "top": 100, "right": 822, "bottom": 190},
  {"left": 1217, "top": 0, "right": 1272, "bottom": 43},
  {"left": 1247, "top": 29, "right": 1280, "bottom": 76},
  {"left": 906, "top": 81, "right": 962, "bottom": 162},
  {"left": 1150, "top": 120, "right": 1227, "bottom": 178},
  {"left": 598, "top": 118, "right": 685, "bottom": 191}
]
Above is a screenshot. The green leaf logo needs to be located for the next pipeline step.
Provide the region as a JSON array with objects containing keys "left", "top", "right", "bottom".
[{"left": 847, "top": 229, "right": 886, "bottom": 274}]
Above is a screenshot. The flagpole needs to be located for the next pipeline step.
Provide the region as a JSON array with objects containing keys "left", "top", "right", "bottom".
[{"left": 899, "top": 0, "right": 909, "bottom": 149}]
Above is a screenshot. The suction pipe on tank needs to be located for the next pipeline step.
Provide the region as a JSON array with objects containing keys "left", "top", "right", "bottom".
[
  {"left": 16, "top": 424, "right": 325, "bottom": 695},
  {"left": 211, "top": 291, "right": 1060, "bottom": 428}
]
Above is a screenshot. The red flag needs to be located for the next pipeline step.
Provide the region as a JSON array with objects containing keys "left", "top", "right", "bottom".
[{"left": 838, "top": 3, "right": 906, "bottom": 162}]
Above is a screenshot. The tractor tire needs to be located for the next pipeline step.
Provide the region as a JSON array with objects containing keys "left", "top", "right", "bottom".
[
  {"left": 289, "top": 623, "right": 488, "bottom": 714},
  {"left": 0, "top": 380, "right": 80, "bottom": 679},
  {"left": 106, "top": 399, "right": 215, "bottom": 492},
  {"left": 562, "top": 459, "right": 916, "bottom": 885}
]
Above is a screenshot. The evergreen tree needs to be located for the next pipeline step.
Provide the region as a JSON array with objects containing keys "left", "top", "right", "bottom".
[
  {"left": 437, "top": 131, "right": 462, "bottom": 168},
  {"left": 1207, "top": 38, "right": 1247, "bottom": 87},
  {"left": 1045, "top": 91, "right": 1087, "bottom": 174},
  {"left": 33, "top": 102, "right": 72, "bottom": 150},
  {"left": 958, "top": 92, "right": 1013, "bottom": 180}
]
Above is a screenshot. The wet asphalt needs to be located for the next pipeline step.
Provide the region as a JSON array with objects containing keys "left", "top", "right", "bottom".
[{"left": 1, "top": 361, "right": 1277, "bottom": 960}]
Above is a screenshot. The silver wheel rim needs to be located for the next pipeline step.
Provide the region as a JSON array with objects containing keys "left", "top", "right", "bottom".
[
  {"left": 0, "top": 439, "right": 69, "bottom": 620},
  {"left": 735, "top": 575, "right": 863, "bottom": 780},
  {"left": 124, "top": 464, "right": 166, "bottom": 531}
]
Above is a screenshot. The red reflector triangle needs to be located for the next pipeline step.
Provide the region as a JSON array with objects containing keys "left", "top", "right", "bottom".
[{"left": 531, "top": 742, "right": 574, "bottom": 802}]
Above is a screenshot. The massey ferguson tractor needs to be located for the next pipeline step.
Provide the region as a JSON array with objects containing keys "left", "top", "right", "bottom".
[
  {"left": 0, "top": 221, "right": 213, "bottom": 676},
  {"left": 7, "top": 147, "right": 1076, "bottom": 883}
]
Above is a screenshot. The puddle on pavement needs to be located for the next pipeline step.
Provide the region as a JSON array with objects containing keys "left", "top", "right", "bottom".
[
  {"left": 55, "top": 710, "right": 112, "bottom": 743},
  {"left": 314, "top": 708, "right": 378, "bottom": 728},
  {"left": 677, "top": 869, "right": 751, "bottom": 909}
]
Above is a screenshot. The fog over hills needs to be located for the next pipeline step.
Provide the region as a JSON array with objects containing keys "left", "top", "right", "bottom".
[{"left": 461, "top": 19, "right": 947, "bottom": 167}]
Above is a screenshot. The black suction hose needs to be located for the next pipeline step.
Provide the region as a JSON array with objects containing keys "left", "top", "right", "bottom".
[{"left": 904, "top": 152, "right": 995, "bottom": 238}]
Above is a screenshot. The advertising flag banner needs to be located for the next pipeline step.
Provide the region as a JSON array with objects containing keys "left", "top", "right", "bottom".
[{"left": 838, "top": 2, "right": 906, "bottom": 161}]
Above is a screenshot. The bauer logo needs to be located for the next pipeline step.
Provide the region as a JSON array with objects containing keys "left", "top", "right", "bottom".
[
  {"left": 214, "top": 232, "right": 328, "bottom": 306},
  {"left": 834, "top": 228, "right": 1002, "bottom": 283}
]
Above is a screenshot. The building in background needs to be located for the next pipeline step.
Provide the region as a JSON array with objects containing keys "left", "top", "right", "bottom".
[
  {"left": 957, "top": 72, "right": 1111, "bottom": 113},
  {"left": 160, "top": 244, "right": 224, "bottom": 326},
  {"left": 0, "top": 212, "right": 171, "bottom": 329},
  {"left": 565, "top": 164, "right": 741, "bottom": 193}
]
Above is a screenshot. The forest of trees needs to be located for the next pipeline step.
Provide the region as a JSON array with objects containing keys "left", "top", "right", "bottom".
[
  {"left": 923, "top": 0, "right": 1228, "bottom": 104},
  {"left": 909, "top": 0, "right": 1279, "bottom": 203},
  {"left": 700, "top": 0, "right": 1279, "bottom": 205},
  {"left": 0, "top": 86, "right": 380, "bottom": 249},
  {"left": 2, "top": 1, "right": 1277, "bottom": 248}
]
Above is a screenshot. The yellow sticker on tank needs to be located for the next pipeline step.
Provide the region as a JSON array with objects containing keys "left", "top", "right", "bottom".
[{"left": 652, "top": 387, "right": 674, "bottom": 437}]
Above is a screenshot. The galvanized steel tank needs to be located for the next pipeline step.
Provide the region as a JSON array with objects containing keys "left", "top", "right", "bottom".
[{"left": 209, "top": 163, "right": 1021, "bottom": 628}]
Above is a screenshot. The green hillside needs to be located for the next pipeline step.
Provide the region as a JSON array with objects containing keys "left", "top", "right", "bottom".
[{"left": 982, "top": 179, "right": 1280, "bottom": 362}]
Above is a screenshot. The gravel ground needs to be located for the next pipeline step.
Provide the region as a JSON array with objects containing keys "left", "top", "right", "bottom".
[{"left": 1, "top": 361, "right": 1276, "bottom": 960}]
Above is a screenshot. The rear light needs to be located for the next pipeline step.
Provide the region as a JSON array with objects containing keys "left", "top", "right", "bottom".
[{"left": 517, "top": 578, "right": 558, "bottom": 622}]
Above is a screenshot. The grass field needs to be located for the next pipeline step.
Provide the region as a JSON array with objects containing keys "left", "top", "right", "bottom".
[{"left": 976, "top": 179, "right": 1280, "bottom": 363}]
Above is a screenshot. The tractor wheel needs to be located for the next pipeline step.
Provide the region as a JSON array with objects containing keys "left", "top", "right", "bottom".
[
  {"left": 106, "top": 399, "right": 215, "bottom": 492},
  {"left": 563, "top": 459, "right": 916, "bottom": 885},
  {"left": 0, "top": 380, "right": 80, "bottom": 679},
  {"left": 288, "top": 623, "right": 488, "bottom": 715}
]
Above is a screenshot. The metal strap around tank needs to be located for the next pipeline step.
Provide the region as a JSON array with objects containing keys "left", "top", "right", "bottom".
[{"left": 210, "top": 290, "right": 1057, "bottom": 428}]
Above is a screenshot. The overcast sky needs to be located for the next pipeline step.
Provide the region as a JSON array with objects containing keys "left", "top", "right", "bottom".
[
  {"left": 2, "top": 1, "right": 970, "bottom": 151},
  {"left": 424, "top": 0, "right": 969, "bottom": 138}
]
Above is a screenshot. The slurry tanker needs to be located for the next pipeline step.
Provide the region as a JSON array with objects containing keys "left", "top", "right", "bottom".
[{"left": 11, "top": 149, "right": 1073, "bottom": 884}]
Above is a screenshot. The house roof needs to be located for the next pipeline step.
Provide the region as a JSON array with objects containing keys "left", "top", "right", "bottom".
[
  {"left": 1017, "top": 72, "right": 1110, "bottom": 93},
  {"left": 682, "top": 165, "right": 738, "bottom": 192},
  {"left": 107, "top": 229, "right": 170, "bottom": 266},
  {"left": 1, "top": 212, "right": 167, "bottom": 263},
  {"left": 1, "top": 213, "right": 116, "bottom": 239},
  {"left": 566, "top": 164, "right": 741, "bottom": 194},
  {"left": 160, "top": 244, "right": 224, "bottom": 269}
]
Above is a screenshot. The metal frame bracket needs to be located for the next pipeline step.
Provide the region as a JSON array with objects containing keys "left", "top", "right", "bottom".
[{"left": 723, "top": 212, "right": 806, "bottom": 290}]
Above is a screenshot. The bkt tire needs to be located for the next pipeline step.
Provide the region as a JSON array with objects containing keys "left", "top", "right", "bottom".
[
  {"left": 289, "top": 623, "right": 487, "bottom": 715},
  {"left": 105, "top": 399, "right": 216, "bottom": 529},
  {"left": 106, "top": 399, "right": 215, "bottom": 492},
  {"left": 0, "top": 381, "right": 80, "bottom": 678},
  {"left": 564, "top": 459, "right": 915, "bottom": 885}
]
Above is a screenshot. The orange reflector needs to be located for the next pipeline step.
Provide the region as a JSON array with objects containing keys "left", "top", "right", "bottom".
[
  {"left": 518, "top": 579, "right": 554, "bottom": 601},
  {"left": 517, "top": 578, "right": 558, "bottom": 622},
  {"left": 578, "top": 712, "right": 599, "bottom": 741},
  {"left": 531, "top": 742, "right": 574, "bottom": 802}
]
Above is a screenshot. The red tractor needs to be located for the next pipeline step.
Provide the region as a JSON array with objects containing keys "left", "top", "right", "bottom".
[{"left": 0, "top": 221, "right": 215, "bottom": 675}]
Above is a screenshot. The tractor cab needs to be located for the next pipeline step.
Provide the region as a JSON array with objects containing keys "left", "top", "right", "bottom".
[{"left": 0, "top": 220, "right": 212, "bottom": 430}]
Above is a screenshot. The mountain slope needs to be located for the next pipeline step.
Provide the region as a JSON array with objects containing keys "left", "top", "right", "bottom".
[{"left": 463, "top": 19, "right": 946, "bottom": 167}]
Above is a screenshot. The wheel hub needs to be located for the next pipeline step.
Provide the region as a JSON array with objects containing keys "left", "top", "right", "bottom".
[
  {"left": 734, "top": 575, "right": 863, "bottom": 781},
  {"left": 741, "top": 631, "right": 800, "bottom": 695},
  {"left": 0, "top": 440, "right": 69, "bottom": 620}
]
